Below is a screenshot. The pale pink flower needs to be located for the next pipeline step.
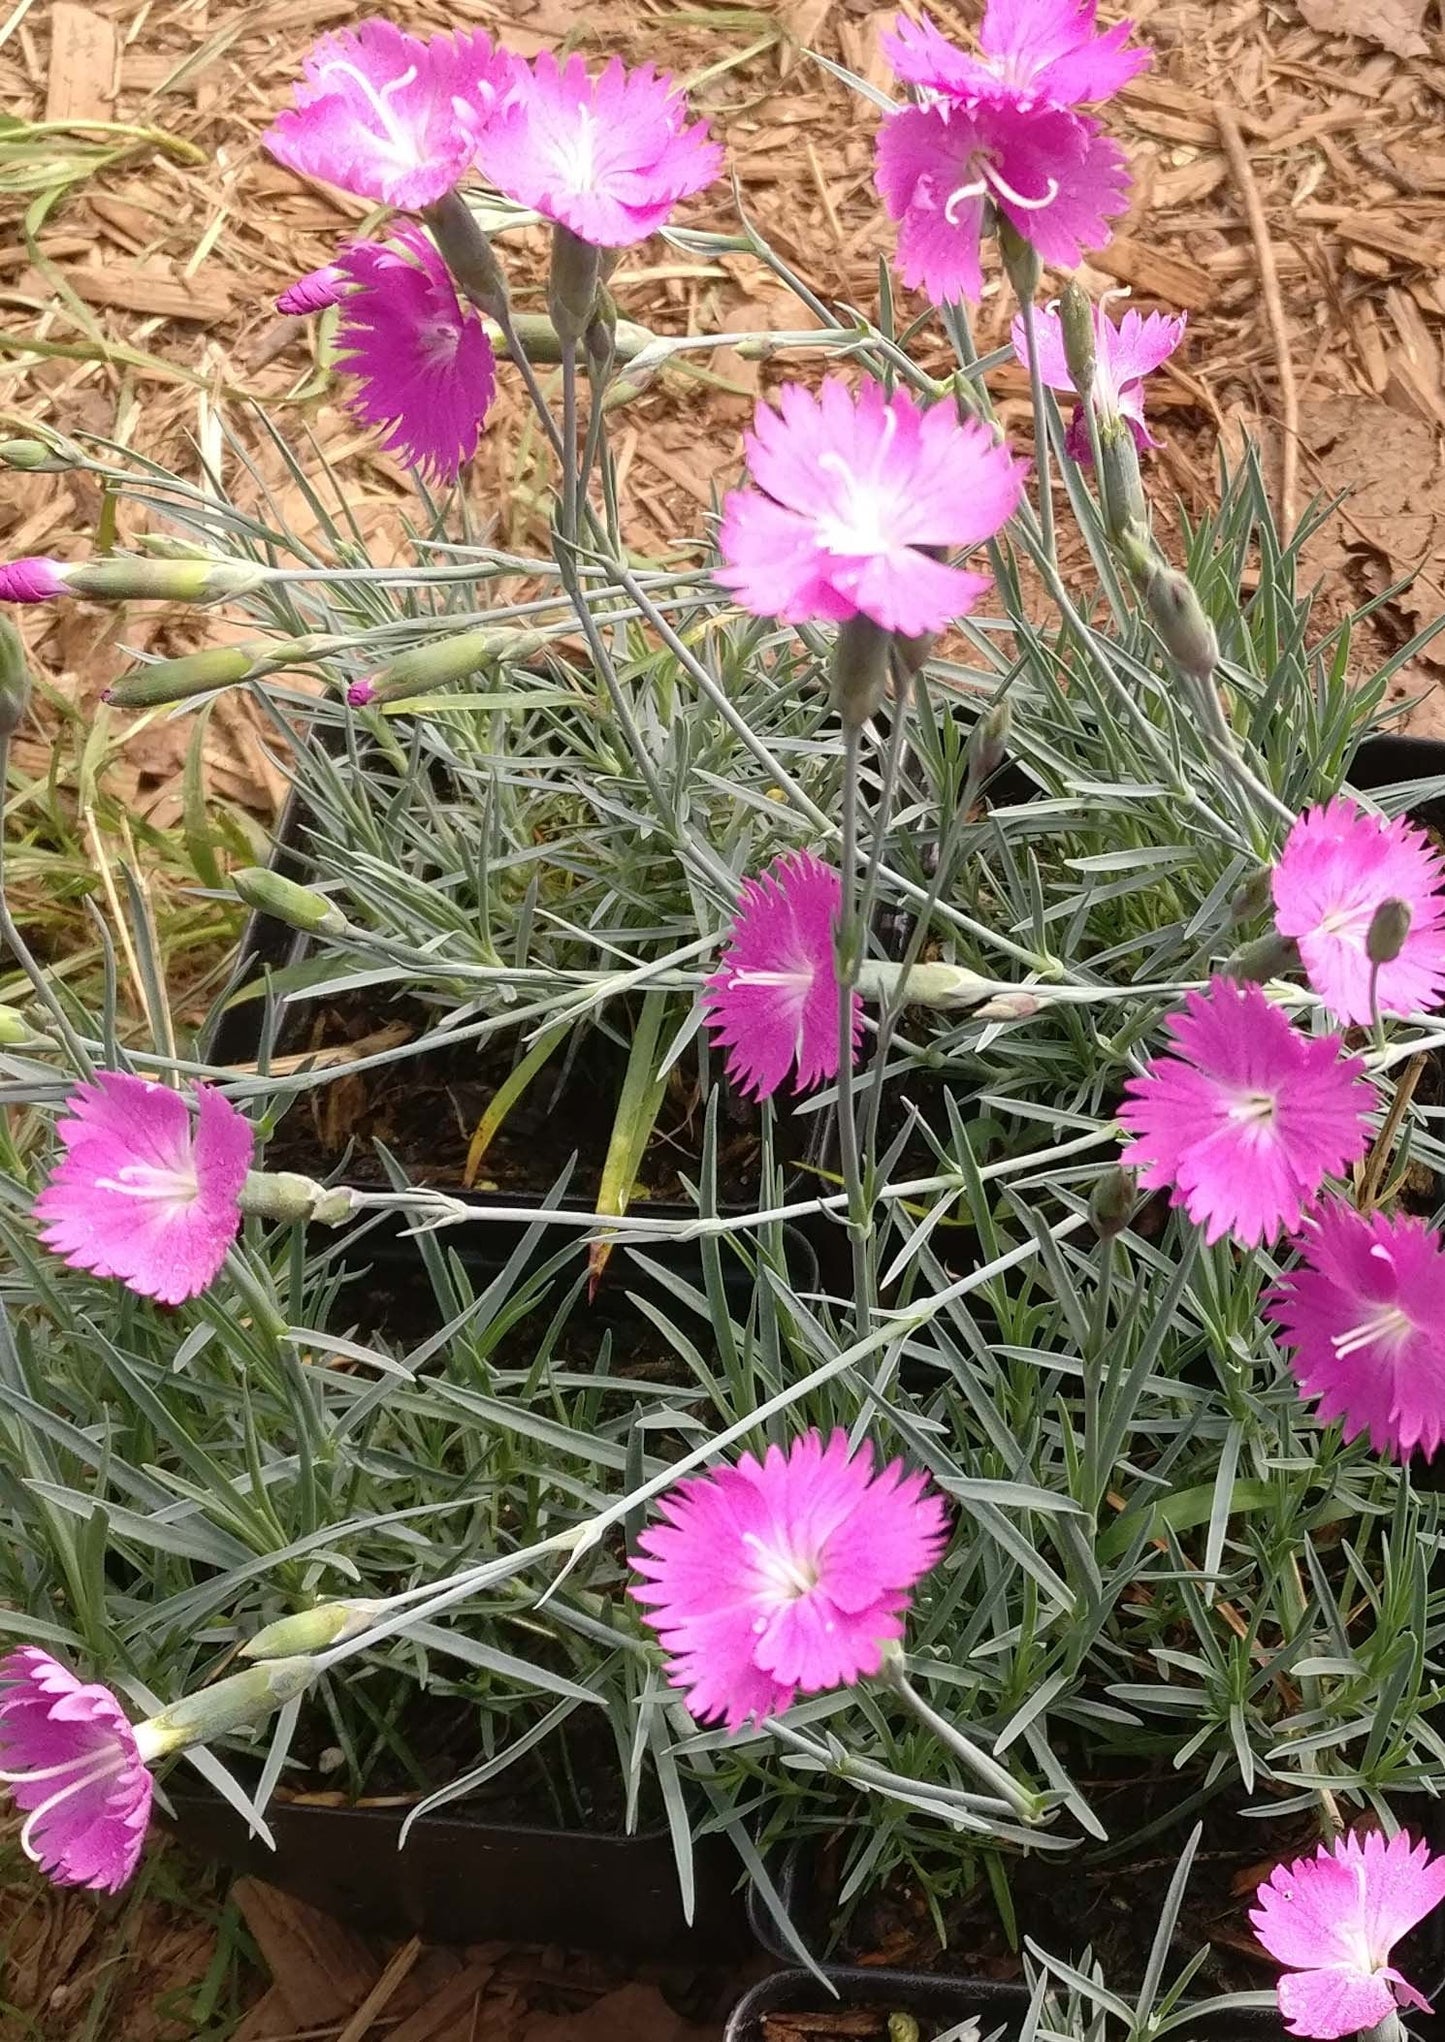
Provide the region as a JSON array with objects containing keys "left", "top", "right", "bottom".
[
  {"left": 1268, "top": 1200, "right": 1445, "bottom": 1461},
  {"left": 1116, "top": 979, "right": 1374, "bottom": 1248},
  {"left": 264, "top": 20, "right": 517, "bottom": 210},
  {"left": 1009, "top": 295, "right": 1185, "bottom": 461},
  {"left": 631, "top": 1430, "right": 949, "bottom": 1731},
  {"left": 1272, "top": 797, "right": 1445, "bottom": 1026},
  {"left": 477, "top": 53, "right": 722, "bottom": 247},
  {"left": 0, "top": 1648, "right": 154, "bottom": 1892},
  {"left": 0, "top": 557, "right": 67, "bottom": 603},
  {"left": 701, "top": 852, "right": 861, "bottom": 1101},
  {"left": 875, "top": 99, "right": 1129, "bottom": 305},
  {"left": 34, "top": 1071, "right": 253, "bottom": 1305},
  {"left": 716, "top": 378, "right": 1027, "bottom": 634},
  {"left": 882, "top": 2, "right": 1147, "bottom": 114},
  {"left": 1251, "top": 1829, "right": 1445, "bottom": 2039},
  {"left": 330, "top": 227, "right": 496, "bottom": 481}
]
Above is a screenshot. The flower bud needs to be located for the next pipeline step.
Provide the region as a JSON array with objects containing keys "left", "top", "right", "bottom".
[
  {"left": 973, "top": 989, "right": 1042, "bottom": 1021},
  {"left": 1090, "top": 1163, "right": 1138, "bottom": 1240},
  {"left": 133, "top": 1656, "right": 316, "bottom": 1762},
  {"left": 1222, "top": 930, "right": 1300, "bottom": 984},
  {"left": 548, "top": 224, "right": 602, "bottom": 348},
  {"left": 242, "top": 1601, "right": 381, "bottom": 1659},
  {"left": 0, "top": 619, "right": 32, "bottom": 738},
  {"left": 1142, "top": 562, "right": 1218, "bottom": 681},
  {"left": 0, "top": 439, "right": 78, "bottom": 472},
  {"left": 239, "top": 1170, "right": 356, "bottom": 1227},
  {"left": 1367, "top": 897, "right": 1413, "bottom": 967},
  {"left": 1229, "top": 867, "right": 1274, "bottom": 927},
  {"left": 1058, "top": 283, "right": 1097, "bottom": 407},
  {"left": 997, "top": 217, "right": 1042, "bottom": 305},
  {"left": 966, "top": 698, "right": 1012, "bottom": 788},
  {"left": 585, "top": 288, "right": 619, "bottom": 382},
  {"left": 231, "top": 867, "right": 348, "bottom": 936},
  {"left": 1098, "top": 416, "right": 1149, "bottom": 543},
  {"left": 359, "top": 626, "right": 548, "bottom": 706},
  {"left": 68, "top": 557, "right": 270, "bottom": 605},
  {"left": 0, "top": 1003, "right": 33, "bottom": 1044},
  {"left": 855, "top": 960, "right": 992, "bottom": 1008},
  {"left": 830, "top": 614, "right": 892, "bottom": 730},
  {"left": 423, "top": 188, "right": 509, "bottom": 324},
  {"left": 104, "top": 643, "right": 266, "bottom": 707}
]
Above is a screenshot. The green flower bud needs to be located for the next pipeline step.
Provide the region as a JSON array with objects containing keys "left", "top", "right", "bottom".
[
  {"left": 104, "top": 643, "right": 265, "bottom": 707},
  {"left": 67, "top": 557, "right": 270, "bottom": 605},
  {"left": 133, "top": 1656, "right": 316, "bottom": 1762},
  {"left": 231, "top": 867, "right": 348, "bottom": 937},
  {"left": 0, "top": 619, "right": 32, "bottom": 738},
  {"left": 830, "top": 614, "right": 893, "bottom": 730},
  {"left": 0, "top": 439, "right": 78, "bottom": 472},
  {"left": 1142, "top": 562, "right": 1218, "bottom": 681},
  {"left": 242, "top": 1602, "right": 381, "bottom": 1659},
  {"left": 423, "top": 189, "right": 509, "bottom": 323},
  {"left": 1230, "top": 867, "right": 1275, "bottom": 926},
  {"left": 0, "top": 1003, "right": 33, "bottom": 1044},
  {"left": 997, "top": 217, "right": 1042, "bottom": 305},
  {"left": 547, "top": 224, "right": 602, "bottom": 348},
  {"left": 1090, "top": 1164, "right": 1138, "bottom": 1240},
  {"left": 1367, "top": 897, "right": 1412, "bottom": 966},
  {"left": 1222, "top": 930, "right": 1300, "bottom": 984},
  {"left": 967, "top": 698, "right": 1012, "bottom": 788},
  {"left": 855, "top": 959, "right": 992, "bottom": 1008},
  {"left": 239, "top": 1170, "right": 356, "bottom": 1227},
  {"left": 1098, "top": 416, "right": 1149, "bottom": 544},
  {"left": 585, "top": 287, "right": 619, "bottom": 382},
  {"left": 1058, "top": 282, "right": 1097, "bottom": 406},
  {"left": 362, "top": 626, "right": 549, "bottom": 706}
]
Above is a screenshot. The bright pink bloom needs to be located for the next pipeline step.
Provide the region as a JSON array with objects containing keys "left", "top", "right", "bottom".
[
  {"left": 0, "top": 1648, "right": 153, "bottom": 1892},
  {"left": 478, "top": 53, "right": 722, "bottom": 247},
  {"left": 883, "top": 2, "right": 1147, "bottom": 113},
  {"left": 264, "top": 21, "right": 517, "bottom": 210},
  {"left": 716, "top": 378, "right": 1027, "bottom": 634},
  {"left": 1251, "top": 1829, "right": 1445, "bottom": 2038},
  {"left": 1009, "top": 295, "right": 1185, "bottom": 461},
  {"left": 1272, "top": 797, "right": 1445, "bottom": 1026},
  {"left": 631, "top": 1430, "right": 949, "bottom": 1731},
  {"left": 875, "top": 100, "right": 1129, "bottom": 305},
  {"left": 0, "top": 557, "right": 67, "bottom": 603},
  {"left": 34, "top": 1072, "right": 253, "bottom": 1305},
  {"left": 276, "top": 265, "right": 347, "bottom": 315},
  {"left": 331, "top": 227, "right": 496, "bottom": 481},
  {"left": 1268, "top": 1200, "right": 1445, "bottom": 1461},
  {"left": 702, "top": 852, "right": 861, "bottom": 1101},
  {"left": 347, "top": 677, "right": 379, "bottom": 707},
  {"left": 1116, "top": 979, "right": 1373, "bottom": 1248}
]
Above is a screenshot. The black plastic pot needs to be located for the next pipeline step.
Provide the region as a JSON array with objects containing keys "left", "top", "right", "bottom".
[
  {"left": 1349, "top": 732, "right": 1445, "bottom": 830},
  {"left": 164, "top": 1781, "right": 749, "bottom": 1959}
]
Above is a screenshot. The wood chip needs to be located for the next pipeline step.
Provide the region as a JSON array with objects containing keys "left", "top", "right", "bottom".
[
  {"left": 387, "top": 1955, "right": 498, "bottom": 2042},
  {"left": 230, "top": 1879, "right": 379, "bottom": 2029},
  {"left": 1297, "top": 0, "right": 1429, "bottom": 59},
  {"left": 1089, "top": 234, "right": 1214, "bottom": 310},
  {"left": 55, "top": 264, "right": 233, "bottom": 323},
  {"left": 44, "top": 3, "right": 116, "bottom": 123}
]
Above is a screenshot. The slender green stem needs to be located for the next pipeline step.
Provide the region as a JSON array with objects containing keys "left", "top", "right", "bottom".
[
  {"left": 492, "top": 303, "right": 564, "bottom": 463},
  {"left": 1017, "top": 293, "right": 1057, "bottom": 570},
  {"left": 836, "top": 724, "right": 874, "bottom": 1339},
  {"left": 559, "top": 340, "right": 580, "bottom": 550}
]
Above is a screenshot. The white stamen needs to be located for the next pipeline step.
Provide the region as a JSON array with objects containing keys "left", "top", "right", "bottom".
[
  {"left": 1332, "top": 1302, "right": 1414, "bottom": 1360},
  {"left": 982, "top": 165, "right": 1060, "bottom": 212},
  {"left": 942, "top": 176, "right": 988, "bottom": 225},
  {"left": 0, "top": 1749, "right": 117, "bottom": 1786},
  {"left": 17, "top": 1754, "right": 127, "bottom": 1864},
  {"left": 315, "top": 58, "right": 420, "bottom": 153},
  {"left": 742, "top": 1529, "right": 820, "bottom": 1600},
  {"left": 92, "top": 1163, "right": 199, "bottom": 1206}
]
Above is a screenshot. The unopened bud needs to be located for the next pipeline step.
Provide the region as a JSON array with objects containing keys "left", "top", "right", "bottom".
[
  {"left": 242, "top": 1601, "right": 381, "bottom": 1659},
  {"left": 133, "top": 1656, "right": 316, "bottom": 1761},
  {"left": 548, "top": 224, "right": 603, "bottom": 348},
  {"left": 1142, "top": 562, "right": 1218, "bottom": 681},
  {"left": 105, "top": 643, "right": 265, "bottom": 707},
  {"left": 68, "top": 556, "right": 269, "bottom": 605},
  {"left": 1090, "top": 1163, "right": 1138, "bottom": 1240},
  {"left": 231, "top": 867, "right": 348, "bottom": 936},
  {"left": 830, "top": 614, "right": 892, "bottom": 730},
  {"left": 1058, "top": 283, "right": 1097, "bottom": 406},
  {"left": 585, "top": 288, "right": 619, "bottom": 382},
  {"left": 967, "top": 699, "right": 1012, "bottom": 788},
  {"left": 361, "top": 626, "right": 548, "bottom": 706},
  {"left": 855, "top": 959, "right": 992, "bottom": 1008},
  {"left": 0, "top": 1004, "right": 32, "bottom": 1043},
  {"left": 423, "top": 188, "right": 509, "bottom": 323},
  {"left": 974, "top": 990, "right": 1042, "bottom": 1021},
  {"left": 0, "top": 439, "right": 77, "bottom": 472},
  {"left": 1230, "top": 868, "right": 1274, "bottom": 926},
  {"left": 1099, "top": 416, "right": 1149, "bottom": 543},
  {"left": 1367, "top": 897, "right": 1412, "bottom": 966},
  {"left": 239, "top": 1170, "right": 356, "bottom": 1227},
  {"left": 1222, "top": 930, "right": 1300, "bottom": 984},
  {"left": 0, "top": 619, "right": 32, "bottom": 737},
  {"left": 997, "top": 217, "right": 1042, "bottom": 305}
]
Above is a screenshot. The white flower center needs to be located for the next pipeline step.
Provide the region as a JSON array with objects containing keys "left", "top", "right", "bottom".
[
  {"left": 1332, "top": 1300, "right": 1415, "bottom": 1360},
  {"left": 1226, "top": 1089, "right": 1277, "bottom": 1127},
  {"left": 742, "top": 1530, "right": 821, "bottom": 1607},
  {"left": 1318, "top": 900, "right": 1374, "bottom": 942},
  {"left": 93, "top": 1161, "right": 201, "bottom": 1207},
  {"left": 942, "top": 152, "right": 1060, "bottom": 224},
  {"left": 559, "top": 104, "right": 598, "bottom": 191},
  {"left": 316, "top": 58, "right": 421, "bottom": 160}
]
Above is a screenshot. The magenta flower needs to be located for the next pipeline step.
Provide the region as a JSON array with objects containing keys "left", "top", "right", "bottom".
[
  {"left": 264, "top": 20, "right": 516, "bottom": 210},
  {"left": 631, "top": 1430, "right": 949, "bottom": 1731},
  {"left": 34, "top": 1071, "right": 253, "bottom": 1305},
  {"left": 1115, "top": 979, "right": 1374, "bottom": 1248},
  {"left": 875, "top": 99, "right": 1129, "bottom": 306},
  {"left": 0, "top": 1648, "right": 155, "bottom": 1892},
  {"left": 477, "top": 53, "right": 722, "bottom": 248},
  {"left": 330, "top": 227, "right": 496, "bottom": 481},
  {"left": 882, "top": 2, "right": 1147, "bottom": 114},
  {"left": 0, "top": 557, "right": 67, "bottom": 603},
  {"left": 276, "top": 265, "right": 346, "bottom": 315},
  {"left": 701, "top": 852, "right": 861, "bottom": 1101},
  {"left": 716, "top": 378, "right": 1027, "bottom": 635},
  {"left": 1251, "top": 1829, "right": 1445, "bottom": 2038},
  {"left": 1272, "top": 797, "right": 1445, "bottom": 1026},
  {"left": 1268, "top": 1200, "right": 1445, "bottom": 1461},
  {"left": 1009, "top": 295, "right": 1185, "bottom": 462}
]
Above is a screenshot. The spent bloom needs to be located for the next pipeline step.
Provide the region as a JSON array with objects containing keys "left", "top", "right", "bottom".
[
  {"left": 1009, "top": 295, "right": 1185, "bottom": 462},
  {"left": 478, "top": 53, "right": 722, "bottom": 247},
  {"left": 702, "top": 852, "right": 861, "bottom": 1100},
  {"left": 264, "top": 20, "right": 517, "bottom": 209},
  {"left": 631, "top": 1430, "right": 949, "bottom": 1731},
  {"left": 1268, "top": 1200, "right": 1445, "bottom": 1461},
  {"left": 716, "top": 378, "right": 1027, "bottom": 635},
  {"left": 882, "top": 1, "right": 1148, "bottom": 115},
  {"left": 1251, "top": 1829, "right": 1445, "bottom": 2038},
  {"left": 0, "top": 1649, "right": 154, "bottom": 1892},
  {"left": 34, "top": 1071, "right": 253, "bottom": 1305},
  {"left": 1116, "top": 979, "right": 1374, "bottom": 1248},
  {"left": 1271, "top": 797, "right": 1445, "bottom": 1026}
]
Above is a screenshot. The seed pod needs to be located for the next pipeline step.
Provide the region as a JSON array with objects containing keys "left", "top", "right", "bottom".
[
  {"left": 1229, "top": 867, "right": 1274, "bottom": 927},
  {"left": 359, "top": 626, "right": 549, "bottom": 706},
  {"left": 0, "top": 440, "right": 78, "bottom": 472},
  {"left": 239, "top": 1170, "right": 356, "bottom": 1226},
  {"left": 104, "top": 643, "right": 266, "bottom": 707}
]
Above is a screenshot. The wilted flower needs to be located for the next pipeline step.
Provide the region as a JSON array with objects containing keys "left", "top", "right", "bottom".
[
  {"left": 1009, "top": 295, "right": 1185, "bottom": 461},
  {"left": 0, "top": 1649, "right": 154, "bottom": 1892},
  {"left": 1268, "top": 1200, "right": 1445, "bottom": 1461},
  {"left": 882, "top": 1, "right": 1147, "bottom": 115},
  {"left": 716, "top": 378, "right": 1027, "bottom": 634},
  {"left": 631, "top": 1430, "right": 949, "bottom": 1731},
  {"left": 264, "top": 20, "right": 516, "bottom": 209},
  {"left": 1271, "top": 797, "right": 1445, "bottom": 1026},
  {"left": 34, "top": 1071, "right": 253, "bottom": 1305},
  {"left": 478, "top": 53, "right": 722, "bottom": 247},
  {"left": 1251, "top": 1829, "right": 1445, "bottom": 2038},
  {"left": 702, "top": 851, "right": 861, "bottom": 1100},
  {"left": 1116, "top": 979, "right": 1374, "bottom": 1248}
]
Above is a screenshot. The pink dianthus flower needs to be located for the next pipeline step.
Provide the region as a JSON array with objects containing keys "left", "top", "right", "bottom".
[
  {"left": 1009, "top": 295, "right": 1185, "bottom": 462},
  {"left": 0, "top": 1648, "right": 155, "bottom": 1892},
  {"left": 701, "top": 852, "right": 861, "bottom": 1101},
  {"left": 631, "top": 1430, "right": 949, "bottom": 1731},
  {"left": 1268, "top": 1199, "right": 1445, "bottom": 1461},
  {"left": 1116, "top": 979, "right": 1374, "bottom": 1248},
  {"left": 478, "top": 53, "right": 722, "bottom": 247},
  {"left": 1272, "top": 796, "right": 1445, "bottom": 1026},
  {"left": 716, "top": 378, "right": 1027, "bottom": 634},
  {"left": 882, "top": 1, "right": 1148, "bottom": 114},
  {"left": 34, "top": 1071, "right": 252, "bottom": 1305},
  {"left": 1251, "top": 1829, "right": 1445, "bottom": 2039}
]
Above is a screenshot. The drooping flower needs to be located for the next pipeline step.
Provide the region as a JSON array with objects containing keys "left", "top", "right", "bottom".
[
  {"left": 1271, "top": 797, "right": 1445, "bottom": 1026},
  {"left": 716, "top": 378, "right": 1027, "bottom": 635},
  {"left": 0, "top": 557, "right": 68, "bottom": 603},
  {"left": 477, "top": 53, "right": 722, "bottom": 247},
  {"left": 328, "top": 227, "right": 497, "bottom": 481},
  {"left": 1116, "top": 979, "right": 1374, "bottom": 1248},
  {"left": 1251, "top": 1829, "right": 1445, "bottom": 2039},
  {"left": 883, "top": 1, "right": 1147, "bottom": 115},
  {"left": 1009, "top": 295, "right": 1185, "bottom": 462},
  {"left": 1268, "top": 1200, "right": 1445, "bottom": 1461},
  {"left": 702, "top": 852, "right": 860, "bottom": 1100},
  {"left": 34, "top": 1071, "right": 253, "bottom": 1305},
  {"left": 0, "top": 1648, "right": 155, "bottom": 1892},
  {"left": 631, "top": 1430, "right": 949, "bottom": 1731},
  {"left": 875, "top": 99, "right": 1130, "bottom": 306},
  {"left": 264, "top": 20, "right": 517, "bottom": 210}
]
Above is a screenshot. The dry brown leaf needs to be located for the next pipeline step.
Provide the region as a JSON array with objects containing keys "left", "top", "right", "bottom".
[{"left": 1296, "top": 0, "right": 1429, "bottom": 58}]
